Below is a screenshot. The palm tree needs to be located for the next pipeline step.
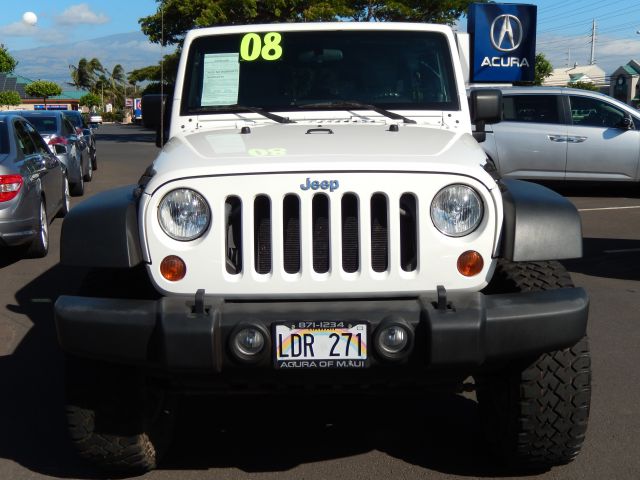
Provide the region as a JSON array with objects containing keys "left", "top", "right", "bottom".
[
  {"left": 68, "top": 58, "right": 91, "bottom": 90},
  {"left": 68, "top": 57, "right": 105, "bottom": 92}
]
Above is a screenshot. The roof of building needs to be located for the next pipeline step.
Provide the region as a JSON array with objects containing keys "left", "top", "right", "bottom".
[
  {"left": 544, "top": 64, "right": 607, "bottom": 87},
  {"left": 0, "top": 72, "right": 83, "bottom": 101}
]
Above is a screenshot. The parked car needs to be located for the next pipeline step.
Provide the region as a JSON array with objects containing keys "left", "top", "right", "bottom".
[
  {"left": 63, "top": 110, "right": 97, "bottom": 171},
  {"left": 478, "top": 86, "right": 640, "bottom": 182},
  {"left": 17, "top": 110, "right": 92, "bottom": 196},
  {"left": 0, "top": 112, "right": 69, "bottom": 257},
  {"left": 88, "top": 114, "right": 103, "bottom": 124}
]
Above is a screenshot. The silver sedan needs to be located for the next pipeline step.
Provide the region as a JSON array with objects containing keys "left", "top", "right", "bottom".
[
  {"left": 0, "top": 113, "right": 69, "bottom": 257},
  {"left": 17, "top": 110, "right": 92, "bottom": 196}
]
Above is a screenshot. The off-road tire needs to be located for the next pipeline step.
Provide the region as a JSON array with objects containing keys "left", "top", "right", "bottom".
[
  {"left": 477, "top": 260, "right": 591, "bottom": 468},
  {"left": 65, "top": 355, "right": 174, "bottom": 474}
]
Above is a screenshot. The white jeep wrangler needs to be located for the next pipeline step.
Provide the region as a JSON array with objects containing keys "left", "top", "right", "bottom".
[{"left": 55, "top": 22, "right": 590, "bottom": 474}]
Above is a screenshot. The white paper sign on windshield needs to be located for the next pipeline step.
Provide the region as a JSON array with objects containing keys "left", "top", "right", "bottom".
[{"left": 201, "top": 53, "right": 240, "bottom": 106}]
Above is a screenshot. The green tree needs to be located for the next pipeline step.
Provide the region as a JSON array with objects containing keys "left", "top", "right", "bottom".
[
  {"left": 534, "top": 52, "right": 553, "bottom": 86},
  {"left": 25, "top": 80, "right": 62, "bottom": 109},
  {"left": 567, "top": 81, "right": 599, "bottom": 91},
  {"left": 140, "top": 0, "right": 483, "bottom": 46},
  {"left": 0, "top": 44, "right": 17, "bottom": 73},
  {"left": 128, "top": 52, "right": 180, "bottom": 92},
  {"left": 0, "top": 90, "right": 21, "bottom": 109},
  {"left": 79, "top": 93, "right": 101, "bottom": 109}
]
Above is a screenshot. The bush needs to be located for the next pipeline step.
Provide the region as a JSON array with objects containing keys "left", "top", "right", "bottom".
[{"left": 102, "top": 111, "right": 125, "bottom": 122}]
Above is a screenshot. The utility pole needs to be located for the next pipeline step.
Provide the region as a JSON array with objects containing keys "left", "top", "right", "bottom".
[{"left": 589, "top": 19, "right": 597, "bottom": 65}]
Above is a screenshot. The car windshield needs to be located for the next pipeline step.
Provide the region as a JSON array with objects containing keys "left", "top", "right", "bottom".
[
  {"left": 0, "top": 121, "right": 8, "bottom": 154},
  {"left": 22, "top": 116, "right": 58, "bottom": 134},
  {"left": 182, "top": 29, "right": 459, "bottom": 115}
]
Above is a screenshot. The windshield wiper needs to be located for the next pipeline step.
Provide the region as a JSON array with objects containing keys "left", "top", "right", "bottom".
[
  {"left": 191, "top": 105, "right": 295, "bottom": 124},
  {"left": 298, "top": 101, "right": 417, "bottom": 124}
]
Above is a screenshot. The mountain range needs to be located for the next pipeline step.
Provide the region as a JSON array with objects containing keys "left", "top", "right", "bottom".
[{"left": 11, "top": 31, "right": 174, "bottom": 88}]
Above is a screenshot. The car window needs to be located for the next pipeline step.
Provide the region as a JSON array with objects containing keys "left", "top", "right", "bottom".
[
  {"left": 61, "top": 118, "right": 74, "bottom": 136},
  {"left": 0, "top": 120, "right": 8, "bottom": 154},
  {"left": 14, "top": 120, "right": 37, "bottom": 156},
  {"left": 502, "top": 94, "right": 561, "bottom": 124},
  {"left": 570, "top": 96, "right": 628, "bottom": 129},
  {"left": 25, "top": 121, "right": 51, "bottom": 155},
  {"left": 23, "top": 115, "right": 58, "bottom": 134},
  {"left": 65, "top": 113, "right": 83, "bottom": 128}
]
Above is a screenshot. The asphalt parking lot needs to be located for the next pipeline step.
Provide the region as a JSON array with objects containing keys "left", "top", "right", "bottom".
[{"left": 0, "top": 123, "right": 638, "bottom": 480}]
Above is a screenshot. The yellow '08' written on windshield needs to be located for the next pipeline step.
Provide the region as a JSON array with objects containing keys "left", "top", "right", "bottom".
[{"left": 239, "top": 32, "right": 283, "bottom": 61}]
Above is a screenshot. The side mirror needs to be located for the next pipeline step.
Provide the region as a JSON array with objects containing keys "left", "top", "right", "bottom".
[
  {"left": 617, "top": 114, "right": 634, "bottom": 130},
  {"left": 82, "top": 128, "right": 92, "bottom": 136},
  {"left": 469, "top": 89, "right": 502, "bottom": 143},
  {"left": 53, "top": 144, "right": 68, "bottom": 154}
]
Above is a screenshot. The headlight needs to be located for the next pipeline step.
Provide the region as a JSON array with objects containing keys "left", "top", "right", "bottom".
[
  {"left": 158, "top": 188, "right": 211, "bottom": 241},
  {"left": 430, "top": 184, "right": 483, "bottom": 237}
]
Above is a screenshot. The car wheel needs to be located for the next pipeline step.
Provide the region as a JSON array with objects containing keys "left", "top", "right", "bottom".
[
  {"left": 70, "top": 167, "right": 84, "bottom": 196},
  {"left": 26, "top": 198, "right": 49, "bottom": 258},
  {"left": 91, "top": 151, "right": 97, "bottom": 171},
  {"left": 477, "top": 260, "right": 591, "bottom": 468},
  {"left": 83, "top": 154, "right": 93, "bottom": 182},
  {"left": 58, "top": 174, "right": 71, "bottom": 218},
  {"left": 65, "top": 354, "right": 175, "bottom": 474}
]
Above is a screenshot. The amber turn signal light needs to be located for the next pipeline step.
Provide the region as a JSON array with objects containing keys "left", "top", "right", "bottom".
[
  {"left": 457, "top": 250, "right": 484, "bottom": 277},
  {"left": 160, "top": 255, "right": 186, "bottom": 281}
]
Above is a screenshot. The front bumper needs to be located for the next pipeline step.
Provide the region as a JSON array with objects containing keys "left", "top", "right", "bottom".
[{"left": 55, "top": 288, "right": 588, "bottom": 375}]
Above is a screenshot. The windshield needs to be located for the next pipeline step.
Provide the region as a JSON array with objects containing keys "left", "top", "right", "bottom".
[
  {"left": 21, "top": 115, "right": 58, "bottom": 134},
  {"left": 182, "top": 30, "right": 459, "bottom": 115}
]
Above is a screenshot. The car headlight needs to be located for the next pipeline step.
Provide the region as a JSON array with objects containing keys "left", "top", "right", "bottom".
[
  {"left": 430, "top": 184, "right": 483, "bottom": 237},
  {"left": 158, "top": 188, "right": 211, "bottom": 241}
]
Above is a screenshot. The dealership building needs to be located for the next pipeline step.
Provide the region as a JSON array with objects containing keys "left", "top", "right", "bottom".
[{"left": 0, "top": 72, "right": 83, "bottom": 110}]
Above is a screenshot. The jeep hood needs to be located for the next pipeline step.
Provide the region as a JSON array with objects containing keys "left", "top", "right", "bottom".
[{"left": 146, "top": 123, "right": 495, "bottom": 192}]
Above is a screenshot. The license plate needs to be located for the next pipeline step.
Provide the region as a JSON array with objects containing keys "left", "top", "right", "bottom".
[{"left": 274, "top": 322, "right": 367, "bottom": 369}]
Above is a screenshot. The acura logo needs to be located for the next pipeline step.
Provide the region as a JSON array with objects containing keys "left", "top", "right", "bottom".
[{"left": 490, "top": 14, "right": 523, "bottom": 52}]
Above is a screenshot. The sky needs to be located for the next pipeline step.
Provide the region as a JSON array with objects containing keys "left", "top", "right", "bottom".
[
  {"left": 0, "top": 1, "right": 159, "bottom": 51},
  {"left": 1, "top": 0, "right": 640, "bottom": 79}
]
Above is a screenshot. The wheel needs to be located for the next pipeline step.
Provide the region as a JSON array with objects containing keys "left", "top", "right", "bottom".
[
  {"left": 65, "top": 355, "right": 174, "bottom": 474},
  {"left": 58, "top": 174, "right": 71, "bottom": 218},
  {"left": 26, "top": 198, "right": 49, "bottom": 258},
  {"left": 83, "top": 154, "right": 93, "bottom": 182},
  {"left": 477, "top": 260, "right": 591, "bottom": 468},
  {"left": 70, "top": 166, "right": 84, "bottom": 196},
  {"left": 91, "top": 141, "right": 98, "bottom": 171}
]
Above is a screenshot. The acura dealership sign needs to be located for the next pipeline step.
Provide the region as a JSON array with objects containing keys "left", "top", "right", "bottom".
[{"left": 468, "top": 3, "right": 537, "bottom": 82}]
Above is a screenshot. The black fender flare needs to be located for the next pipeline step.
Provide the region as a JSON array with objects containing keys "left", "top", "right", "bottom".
[
  {"left": 499, "top": 179, "right": 582, "bottom": 261},
  {"left": 60, "top": 185, "right": 143, "bottom": 268}
]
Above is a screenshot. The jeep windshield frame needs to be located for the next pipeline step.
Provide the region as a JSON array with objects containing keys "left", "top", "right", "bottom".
[{"left": 181, "top": 30, "right": 460, "bottom": 117}]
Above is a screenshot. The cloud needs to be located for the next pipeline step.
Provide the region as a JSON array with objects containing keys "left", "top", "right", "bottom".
[
  {"left": 0, "top": 21, "right": 37, "bottom": 37},
  {"left": 55, "top": 3, "right": 109, "bottom": 26}
]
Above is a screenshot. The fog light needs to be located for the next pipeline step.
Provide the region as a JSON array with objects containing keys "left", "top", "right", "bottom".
[
  {"left": 377, "top": 326, "right": 409, "bottom": 354},
  {"left": 233, "top": 328, "right": 265, "bottom": 356},
  {"left": 457, "top": 250, "right": 484, "bottom": 277},
  {"left": 160, "top": 255, "right": 186, "bottom": 281},
  {"left": 374, "top": 318, "right": 413, "bottom": 362}
]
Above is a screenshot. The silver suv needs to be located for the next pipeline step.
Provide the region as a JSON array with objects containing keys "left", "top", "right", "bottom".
[{"left": 480, "top": 86, "right": 640, "bottom": 182}]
